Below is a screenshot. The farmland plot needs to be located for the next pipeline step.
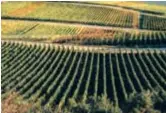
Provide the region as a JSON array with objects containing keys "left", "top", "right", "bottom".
[
  {"left": 2, "top": 2, "right": 137, "bottom": 28},
  {"left": 2, "top": 41, "right": 166, "bottom": 109}
]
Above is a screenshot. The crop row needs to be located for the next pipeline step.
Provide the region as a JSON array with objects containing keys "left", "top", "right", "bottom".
[
  {"left": 2, "top": 41, "right": 166, "bottom": 108},
  {"left": 2, "top": 2, "right": 137, "bottom": 28},
  {"left": 54, "top": 31, "right": 166, "bottom": 46},
  {"left": 2, "top": 19, "right": 166, "bottom": 47},
  {"left": 140, "top": 14, "right": 166, "bottom": 30},
  {"left": 1, "top": 20, "right": 82, "bottom": 38}
]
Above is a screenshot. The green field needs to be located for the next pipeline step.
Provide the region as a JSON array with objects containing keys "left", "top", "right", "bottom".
[
  {"left": 2, "top": 41, "right": 166, "bottom": 111},
  {"left": 141, "top": 14, "right": 166, "bottom": 30}
]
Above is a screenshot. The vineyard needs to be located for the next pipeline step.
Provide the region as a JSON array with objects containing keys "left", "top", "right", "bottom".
[
  {"left": 90, "top": 1, "right": 166, "bottom": 15},
  {"left": 2, "top": 20, "right": 166, "bottom": 47},
  {"left": 1, "top": 1, "right": 166, "bottom": 113},
  {"left": 2, "top": 20, "right": 83, "bottom": 37},
  {"left": 55, "top": 31, "right": 166, "bottom": 46},
  {"left": 2, "top": 41, "right": 166, "bottom": 109},
  {"left": 141, "top": 14, "right": 166, "bottom": 30},
  {"left": 2, "top": 2, "right": 137, "bottom": 28}
]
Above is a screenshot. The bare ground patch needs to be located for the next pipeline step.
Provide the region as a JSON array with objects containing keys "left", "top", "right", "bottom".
[
  {"left": 9, "top": 2, "right": 44, "bottom": 17},
  {"left": 2, "top": 92, "right": 32, "bottom": 113}
]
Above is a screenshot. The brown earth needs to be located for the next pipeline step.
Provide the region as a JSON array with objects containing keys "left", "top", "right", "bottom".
[
  {"left": 53, "top": 28, "right": 116, "bottom": 43},
  {"left": 9, "top": 2, "right": 44, "bottom": 17},
  {"left": 2, "top": 92, "right": 32, "bottom": 113}
]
